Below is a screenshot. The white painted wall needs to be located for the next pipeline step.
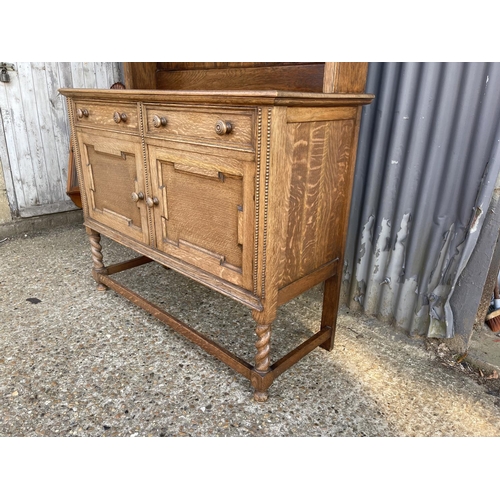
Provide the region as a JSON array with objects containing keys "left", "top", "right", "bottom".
[{"left": 0, "top": 62, "right": 122, "bottom": 218}]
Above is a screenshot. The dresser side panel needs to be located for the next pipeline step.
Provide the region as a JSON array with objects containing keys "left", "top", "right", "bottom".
[{"left": 280, "top": 117, "right": 356, "bottom": 288}]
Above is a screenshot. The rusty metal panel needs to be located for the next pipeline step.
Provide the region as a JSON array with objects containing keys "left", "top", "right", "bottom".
[{"left": 343, "top": 62, "right": 500, "bottom": 338}]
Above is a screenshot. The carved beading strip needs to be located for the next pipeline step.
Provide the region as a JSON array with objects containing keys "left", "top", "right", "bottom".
[
  {"left": 253, "top": 108, "right": 263, "bottom": 295},
  {"left": 138, "top": 104, "right": 155, "bottom": 247},
  {"left": 261, "top": 109, "right": 272, "bottom": 298}
]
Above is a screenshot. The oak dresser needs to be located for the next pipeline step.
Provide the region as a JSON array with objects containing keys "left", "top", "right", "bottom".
[{"left": 60, "top": 62, "right": 373, "bottom": 401}]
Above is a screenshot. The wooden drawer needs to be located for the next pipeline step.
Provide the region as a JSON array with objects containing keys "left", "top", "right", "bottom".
[
  {"left": 144, "top": 105, "right": 255, "bottom": 152},
  {"left": 73, "top": 100, "right": 139, "bottom": 132}
]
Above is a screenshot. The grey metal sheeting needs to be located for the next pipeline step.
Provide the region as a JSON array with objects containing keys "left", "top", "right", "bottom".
[{"left": 342, "top": 62, "right": 500, "bottom": 338}]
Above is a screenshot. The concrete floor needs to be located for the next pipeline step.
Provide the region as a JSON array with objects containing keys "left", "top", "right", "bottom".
[
  {"left": 468, "top": 323, "right": 500, "bottom": 375},
  {"left": 1, "top": 222, "right": 500, "bottom": 437}
]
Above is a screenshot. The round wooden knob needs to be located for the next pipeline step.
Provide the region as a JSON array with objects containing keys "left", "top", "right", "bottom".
[
  {"left": 131, "top": 191, "right": 144, "bottom": 202},
  {"left": 77, "top": 108, "right": 89, "bottom": 118},
  {"left": 146, "top": 196, "right": 159, "bottom": 208},
  {"left": 152, "top": 115, "right": 167, "bottom": 128},
  {"left": 114, "top": 112, "right": 128, "bottom": 123},
  {"left": 215, "top": 120, "right": 232, "bottom": 135}
]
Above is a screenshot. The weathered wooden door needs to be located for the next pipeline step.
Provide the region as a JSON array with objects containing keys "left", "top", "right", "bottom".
[{"left": 0, "top": 62, "right": 122, "bottom": 218}]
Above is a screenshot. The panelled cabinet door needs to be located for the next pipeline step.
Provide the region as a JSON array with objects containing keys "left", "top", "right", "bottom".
[
  {"left": 148, "top": 146, "right": 255, "bottom": 290},
  {"left": 76, "top": 130, "right": 150, "bottom": 244}
]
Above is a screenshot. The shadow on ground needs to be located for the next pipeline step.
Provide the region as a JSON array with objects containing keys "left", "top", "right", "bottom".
[{"left": 1, "top": 225, "right": 499, "bottom": 436}]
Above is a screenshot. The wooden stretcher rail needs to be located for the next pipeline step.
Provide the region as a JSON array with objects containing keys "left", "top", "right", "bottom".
[{"left": 97, "top": 262, "right": 334, "bottom": 394}]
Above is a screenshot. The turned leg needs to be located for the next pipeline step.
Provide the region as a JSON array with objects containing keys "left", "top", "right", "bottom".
[
  {"left": 320, "top": 273, "right": 341, "bottom": 351},
  {"left": 252, "top": 324, "right": 272, "bottom": 402},
  {"left": 87, "top": 228, "right": 107, "bottom": 292}
]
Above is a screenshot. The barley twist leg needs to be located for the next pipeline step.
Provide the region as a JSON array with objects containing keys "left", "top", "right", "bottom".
[
  {"left": 254, "top": 323, "right": 271, "bottom": 402},
  {"left": 88, "top": 230, "right": 107, "bottom": 291}
]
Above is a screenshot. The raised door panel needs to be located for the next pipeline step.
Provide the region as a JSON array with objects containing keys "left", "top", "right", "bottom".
[
  {"left": 148, "top": 146, "right": 255, "bottom": 290},
  {"left": 76, "top": 129, "right": 150, "bottom": 244}
]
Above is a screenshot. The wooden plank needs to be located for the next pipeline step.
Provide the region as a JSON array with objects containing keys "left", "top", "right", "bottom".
[
  {"left": 144, "top": 135, "right": 256, "bottom": 162},
  {"left": 320, "top": 275, "right": 342, "bottom": 351},
  {"left": 106, "top": 256, "right": 152, "bottom": 275},
  {"left": 59, "top": 88, "right": 375, "bottom": 108},
  {"left": 31, "top": 62, "right": 65, "bottom": 203},
  {"left": 156, "top": 64, "right": 325, "bottom": 92},
  {"left": 111, "top": 63, "right": 123, "bottom": 86},
  {"left": 323, "top": 62, "right": 369, "bottom": 93},
  {"left": 14, "top": 62, "right": 46, "bottom": 208},
  {"left": 123, "top": 62, "right": 157, "bottom": 89},
  {"left": 173, "top": 162, "right": 222, "bottom": 179},
  {"left": 298, "top": 122, "right": 327, "bottom": 278},
  {"left": 270, "top": 327, "right": 332, "bottom": 378},
  {"left": 323, "top": 63, "right": 339, "bottom": 93},
  {"left": 0, "top": 64, "right": 31, "bottom": 209},
  {"left": 19, "top": 200, "right": 78, "bottom": 217},
  {"left": 147, "top": 145, "right": 248, "bottom": 178},
  {"left": 70, "top": 62, "right": 87, "bottom": 89},
  {"left": 54, "top": 62, "right": 122, "bottom": 211},
  {"left": 94, "top": 62, "right": 109, "bottom": 89},
  {"left": 286, "top": 106, "right": 357, "bottom": 123},
  {"left": 157, "top": 62, "right": 318, "bottom": 71},
  {"left": 59, "top": 63, "right": 79, "bottom": 208},
  {"left": 280, "top": 118, "right": 356, "bottom": 287},
  {"left": 252, "top": 106, "right": 291, "bottom": 324},
  {"left": 277, "top": 258, "right": 339, "bottom": 306},
  {"left": 57, "top": 63, "right": 74, "bottom": 133},
  {"left": 82, "top": 62, "right": 96, "bottom": 89},
  {"left": 321, "top": 108, "right": 364, "bottom": 351},
  {"left": 316, "top": 121, "right": 337, "bottom": 266},
  {"left": 280, "top": 122, "right": 309, "bottom": 286},
  {"left": 66, "top": 141, "right": 81, "bottom": 207},
  {"left": 85, "top": 218, "right": 263, "bottom": 312},
  {"left": 99, "top": 274, "right": 254, "bottom": 380},
  {"left": 46, "top": 63, "right": 72, "bottom": 199},
  {"left": 0, "top": 81, "right": 18, "bottom": 213}
]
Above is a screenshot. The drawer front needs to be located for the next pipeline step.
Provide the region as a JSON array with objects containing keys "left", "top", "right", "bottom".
[
  {"left": 73, "top": 101, "right": 139, "bottom": 132},
  {"left": 144, "top": 105, "right": 255, "bottom": 152}
]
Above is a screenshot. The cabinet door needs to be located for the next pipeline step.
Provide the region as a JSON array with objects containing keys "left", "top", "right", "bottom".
[
  {"left": 148, "top": 146, "right": 255, "bottom": 290},
  {"left": 76, "top": 130, "right": 150, "bottom": 244}
]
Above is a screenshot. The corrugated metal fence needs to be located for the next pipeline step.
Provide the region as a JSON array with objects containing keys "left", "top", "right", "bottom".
[{"left": 342, "top": 62, "right": 500, "bottom": 339}]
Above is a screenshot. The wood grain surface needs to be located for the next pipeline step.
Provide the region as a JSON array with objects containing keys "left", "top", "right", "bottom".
[{"left": 61, "top": 62, "right": 373, "bottom": 400}]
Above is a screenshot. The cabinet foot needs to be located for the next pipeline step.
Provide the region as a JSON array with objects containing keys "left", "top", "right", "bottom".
[{"left": 253, "top": 390, "right": 269, "bottom": 402}]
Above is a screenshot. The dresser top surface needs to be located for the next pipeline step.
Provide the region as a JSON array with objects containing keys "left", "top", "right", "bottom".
[{"left": 59, "top": 88, "right": 374, "bottom": 107}]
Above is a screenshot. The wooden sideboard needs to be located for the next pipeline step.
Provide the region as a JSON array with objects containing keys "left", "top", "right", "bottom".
[{"left": 60, "top": 62, "right": 373, "bottom": 401}]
